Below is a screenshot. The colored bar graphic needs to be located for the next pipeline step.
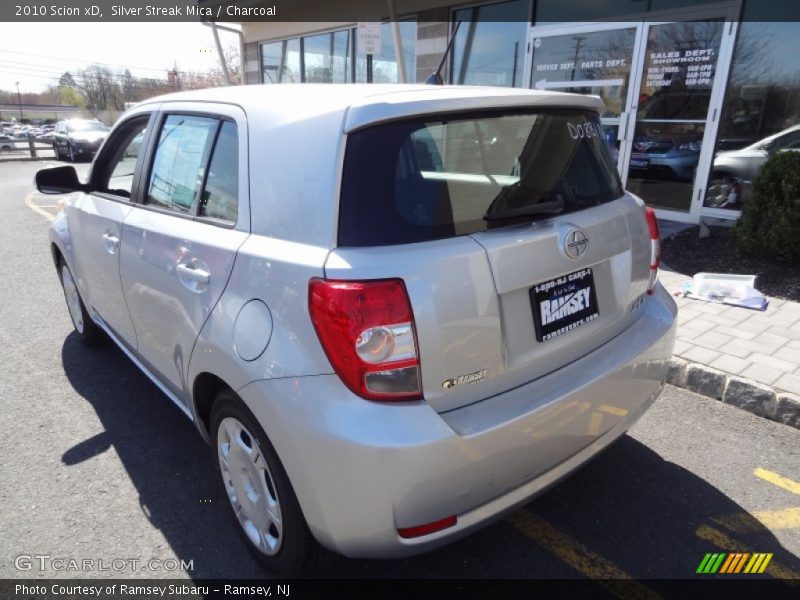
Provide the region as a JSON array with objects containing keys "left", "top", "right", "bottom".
[{"left": 698, "top": 552, "right": 774, "bottom": 574}]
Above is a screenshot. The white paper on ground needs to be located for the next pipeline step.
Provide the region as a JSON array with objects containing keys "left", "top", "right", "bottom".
[{"left": 679, "top": 279, "right": 768, "bottom": 311}]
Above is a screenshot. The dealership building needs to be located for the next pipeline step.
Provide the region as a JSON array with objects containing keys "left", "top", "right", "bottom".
[{"left": 229, "top": 0, "right": 800, "bottom": 224}]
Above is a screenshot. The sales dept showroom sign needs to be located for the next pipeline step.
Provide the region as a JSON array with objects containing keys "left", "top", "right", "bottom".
[{"left": 646, "top": 48, "right": 716, "bottom": 89}]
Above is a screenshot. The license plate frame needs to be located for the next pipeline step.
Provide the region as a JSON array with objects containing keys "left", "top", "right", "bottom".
[
  {"left": 530, "top": 268, "right": 600, "bottom": 342},
  {"left": 630, "top": 158, "right": 650, "bottom": 169}
]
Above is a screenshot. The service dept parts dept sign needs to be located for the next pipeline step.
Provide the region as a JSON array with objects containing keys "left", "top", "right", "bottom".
[{"left": 564, "top": 229, "right": 589, "bottom": 259}]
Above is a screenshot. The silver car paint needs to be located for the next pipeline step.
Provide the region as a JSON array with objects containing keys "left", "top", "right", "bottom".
[
  {"left": 48, "top": 85, "right": 677, "bottom": 559},
  {"left": 235, "top": 283, "right": 675, "bottom": 557}
]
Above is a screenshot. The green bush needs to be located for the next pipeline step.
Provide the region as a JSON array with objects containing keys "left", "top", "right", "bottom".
[{"left": 735, "top": 150, "right": 800, "bottom": 261}]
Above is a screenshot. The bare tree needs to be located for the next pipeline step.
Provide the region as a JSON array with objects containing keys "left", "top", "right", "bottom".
[{"left": 76, "top": 65, "right": 124, "bottom": 112}]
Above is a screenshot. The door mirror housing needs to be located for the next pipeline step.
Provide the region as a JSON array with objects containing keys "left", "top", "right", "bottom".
[{"left": 35, "top": 166, "right": 87, "bottom": 195}]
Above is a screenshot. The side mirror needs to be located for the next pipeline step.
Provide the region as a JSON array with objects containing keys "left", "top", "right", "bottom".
[{"left": 35, "top": 166, "right": 87, "bottom": 195}]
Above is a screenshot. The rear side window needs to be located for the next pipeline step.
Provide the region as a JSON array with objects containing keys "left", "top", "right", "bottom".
[{"left": 339, "top": 109, "right": 623, "bottom": 246}]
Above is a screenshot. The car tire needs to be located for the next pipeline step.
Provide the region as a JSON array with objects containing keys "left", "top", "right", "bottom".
[
  {"left": 211, "top": 390, "right": 323, "bottom": 576},
  {"left": 706, "top": 172, "right": 740, "bottom": 208},
  {"left": 58, "top": 260, "right": 103, "bottom": 345}
]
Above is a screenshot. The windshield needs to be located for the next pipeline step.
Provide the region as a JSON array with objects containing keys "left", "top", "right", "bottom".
[
  {"left": 339, "top": 109, "right": 623, "bottom": 246},
  {"left": 68, "top": 121, "right": 107, "bottom": 132}
]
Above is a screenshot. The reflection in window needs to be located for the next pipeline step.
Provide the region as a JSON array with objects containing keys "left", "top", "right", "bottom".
[
  {"left": 452, "top": 0, "right": 528, "bottom": 87},
  {"left": 536, "top": 0, "right": 722, "bottom": 21},
  {"left": 200, "top": 121, "right": 238, "bottom": 224},
  {"left": 636, "top": 21, "right": 723, "bottom": 122},
  {"left": 705, "top": 23, "right": 800, "bottom": 210},
  {"left": 530, "top": 28, "right": 636, "bottom": 118},
  {"left": 355, "top": 21, "right": 416, "bottom": 83},
  {"left": 148, "top": 115, "right": 218, "bottom": 214},
  {"left": 107, "top": 126, "right": 146, "bottom": 197},
  {"left": 304, "top": 30, "right": 352, "bottom": 83},
  {"left": 261, "top": 38, "right": 301, "bottom": 83}
]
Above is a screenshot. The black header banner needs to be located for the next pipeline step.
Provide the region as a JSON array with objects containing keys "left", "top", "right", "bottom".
[{"left": 2, "top": 0, "right": 800, "bottom": 23}]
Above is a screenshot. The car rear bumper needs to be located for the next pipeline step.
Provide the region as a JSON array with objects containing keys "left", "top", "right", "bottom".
[{"left": 237, "top": 282, "right": 677, "bottom": 558}]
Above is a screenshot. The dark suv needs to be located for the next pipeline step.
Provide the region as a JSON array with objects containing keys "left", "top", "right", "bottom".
[{"left": 53, "top": 119, "right": 110, "bottom": 162}]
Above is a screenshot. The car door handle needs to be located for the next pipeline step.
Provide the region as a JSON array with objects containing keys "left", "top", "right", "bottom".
[
  {"left": 176, "top": 263, "right": 210, "bottom": 285},
  {"left": 102, "top": 232, "right": 119, "bottom": 254}
]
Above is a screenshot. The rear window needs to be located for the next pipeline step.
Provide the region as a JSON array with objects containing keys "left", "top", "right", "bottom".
[{"left": 339, "top": 109, "right": 623, "bottom": 246}]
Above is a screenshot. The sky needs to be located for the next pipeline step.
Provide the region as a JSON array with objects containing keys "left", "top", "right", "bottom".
[{"left": 0, "top": 22, "right": 241, "bottom": 94}]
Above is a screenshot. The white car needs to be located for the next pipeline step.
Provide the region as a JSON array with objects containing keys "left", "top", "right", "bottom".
[{"left": 37, "top": 84, "right": 676, "bottom": 575}]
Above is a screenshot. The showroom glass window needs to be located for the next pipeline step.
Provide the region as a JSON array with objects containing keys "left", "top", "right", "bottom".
[
  {"left": 261, "top": 24, "right": 416, "bottom": 84},
  {"left": 535, "top": 0, "right": 724, "bottom": 20},
  {"left": 355, "top": 21, "right": 416, "bottom": 83},
  {"left": 261, "top": 38, "right": 302, "bottom": 83},
  {"left": 303, "top": 30, "right": 352, "bottom": 83},
  {"left": 451, "top": 0, "right": 529, "bottom": 87},
  {"left": 704, "top": 22, "right": 800, "bottom": 209}
]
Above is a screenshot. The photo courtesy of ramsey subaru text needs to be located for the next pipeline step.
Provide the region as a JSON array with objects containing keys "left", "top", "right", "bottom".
[{"left": 36, "top": 84, "right": 676, "bottom": 575}]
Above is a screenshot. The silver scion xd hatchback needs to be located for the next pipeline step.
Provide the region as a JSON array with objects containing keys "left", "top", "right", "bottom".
[{"left": 38, "top": 84, "right": 676, "bottom": 575}]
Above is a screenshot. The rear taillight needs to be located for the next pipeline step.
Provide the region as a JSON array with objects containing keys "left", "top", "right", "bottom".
[
  {"left": 645, "top": 207, "right": 660, "bottom": 295},
  {"left": 308, "top": 278, "right": 422, "bottom": 401}
]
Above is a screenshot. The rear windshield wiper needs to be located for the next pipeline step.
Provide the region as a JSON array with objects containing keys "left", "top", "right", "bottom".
[{"left": 483, "top": 185, "right": 565, "bottom": 222}]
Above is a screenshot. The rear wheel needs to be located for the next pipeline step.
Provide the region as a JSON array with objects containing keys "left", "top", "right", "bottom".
[
  {"left": 59, "top": 261, "right": 102, "bottom": 344},
  {"left": 211, "top": 391, "right": 322, "bottom": 576}
]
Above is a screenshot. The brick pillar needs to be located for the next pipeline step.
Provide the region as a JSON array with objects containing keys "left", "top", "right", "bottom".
[
  {"left": 414, "top": 9, "right": 450, "bottom": 83},
  {"left": 244, "top": 41, "right": 261, "bottom": 84}
]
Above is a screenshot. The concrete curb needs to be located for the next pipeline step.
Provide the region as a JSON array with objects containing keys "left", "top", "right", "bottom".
[{"left": 667, "top": 357, "right": 800, "bottom": 430}]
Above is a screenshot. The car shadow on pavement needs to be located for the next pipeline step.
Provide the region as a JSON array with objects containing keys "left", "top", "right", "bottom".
[{"left": 61, "top": 332, "right": 800, "bottom": 583}]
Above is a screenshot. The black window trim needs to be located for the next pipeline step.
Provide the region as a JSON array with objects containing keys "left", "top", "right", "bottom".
[
  {"left": 135, "top": 109, "right": 239, "bottom": 230},
  {"left": 88, "top": 111, "right": 157, "bottom": 205}
]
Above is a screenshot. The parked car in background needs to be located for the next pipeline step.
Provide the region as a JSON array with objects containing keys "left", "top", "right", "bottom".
[
  {"left": 706, "top": 123, "right": 800, "bottom": 208},
  {"left": 628, "top": 135, "right": 703, "bottom": 181},
  {"left": 53, "top": 118, "right": 110, "bottom": 162},
  {"left": 12, "top": 125, "right": 31, "bottom": 139},
  {"left": 36, "top": 85, "right": 676, "bottom": 575},
  {"left": 0, "top": 135, "right": 17, "bottom": 151}
]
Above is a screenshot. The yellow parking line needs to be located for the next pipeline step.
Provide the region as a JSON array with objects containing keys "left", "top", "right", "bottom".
[
  {"left": 695, "top": 524, "right": 800, "bottom": 582},
  {"left": 755, "top": 468, "right": 800, "bottom": 496},
  {"left": 712, "top": 507, "right": 800, "bottom": 534},
  {"left": 508, "top": 511, "right": 661, "bottom": 600},
  {"left": 24, "top": 190, "right": 55, "bottom": 222},
  {"left": 598, "top": 404, "right": 629, "bottom": 417}
]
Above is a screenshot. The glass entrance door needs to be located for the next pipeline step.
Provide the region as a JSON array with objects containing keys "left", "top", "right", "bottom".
[
  {"left": 529, "top": 23, "right": 644, "bottom": 173},
  {"left": 623, "top": 20, "right": 726, "bottom": 217},
  {"left": 529, "top": 11, "right": 738, "bottom": 223}
]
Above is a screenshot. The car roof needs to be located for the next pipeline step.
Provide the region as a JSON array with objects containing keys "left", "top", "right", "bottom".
[{"left": 136, "top": 84, "right": 605, "bottom": 131}]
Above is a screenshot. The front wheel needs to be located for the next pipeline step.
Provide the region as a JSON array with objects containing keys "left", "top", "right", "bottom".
[
  {"left": 59, "top": 261, "right": 102, "bottom": 344},
  {"left": 211, "top": 391, "right": 322, "bottom": 576}
]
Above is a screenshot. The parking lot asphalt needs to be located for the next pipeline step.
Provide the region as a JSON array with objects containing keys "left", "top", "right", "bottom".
[{"left": 1, "top": 160, "right": 799, "bottom": 590}]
